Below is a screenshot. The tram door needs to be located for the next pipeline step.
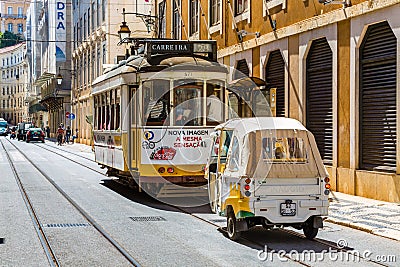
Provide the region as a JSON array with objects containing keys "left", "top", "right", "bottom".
[{"left": 128, "top": 85, "right": 138, "bottom": 171}]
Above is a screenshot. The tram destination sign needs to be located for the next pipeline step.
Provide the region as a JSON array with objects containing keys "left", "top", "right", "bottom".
[
  {"left": 150, "top": 43, "right": 191, "bottom": 53},
  {"left": 145, "top": 40, "right": 217, "bottom": 61}
]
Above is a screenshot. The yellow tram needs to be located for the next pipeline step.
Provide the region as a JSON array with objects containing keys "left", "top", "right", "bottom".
[{"left": 91, "top": 39, "right": 272, "bottom": 197}]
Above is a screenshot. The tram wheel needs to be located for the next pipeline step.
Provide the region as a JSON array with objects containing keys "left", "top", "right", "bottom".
[
  {"left": 303, "top": 222, "right": 319, "bottom": 240},
  {"left": 227, "top": 212, "right": 241, "bottom": 241}
]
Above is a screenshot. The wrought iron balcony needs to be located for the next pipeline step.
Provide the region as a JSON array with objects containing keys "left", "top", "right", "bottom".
[{"left": 0, "top": 14, "right": 27, "bottom": 19}]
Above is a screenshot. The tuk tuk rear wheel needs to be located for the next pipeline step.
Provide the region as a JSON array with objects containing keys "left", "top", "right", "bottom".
[
  {"left": 303, "top": 223, "right": 318, "bottom": 240},
  {"left": 227, "top": 213, "right": 241, "bottom": 241}
]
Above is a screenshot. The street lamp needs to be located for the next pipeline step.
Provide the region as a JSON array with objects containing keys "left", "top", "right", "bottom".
[
  {"left": 56, "top": 73, "right": 63, "bottom": 85},
  {"left": 118, "top": 9, "right": 131, "bottom": 42},
  {"left": 56, "top": 67, "right": 75, "bottom": 85},
  {"left": 117, "top": 8, "right": 157, "bottom": 44}
]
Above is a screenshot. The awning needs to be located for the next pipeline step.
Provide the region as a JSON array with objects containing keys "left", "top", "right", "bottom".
[
  {"left": 40, "top": 96, "right": 63, "bottom": 111},
  {"left": 229, "top": 76, "right": 267, "bottom": 89},
  {"left": 228, "top": 77, "right": 268, "bottom": 100},
  {"left": 33, "top": 72, "right": 55, "bottom": 87},
  {"left": 29, "top": 103, "right": 48, "bottom": 114}
]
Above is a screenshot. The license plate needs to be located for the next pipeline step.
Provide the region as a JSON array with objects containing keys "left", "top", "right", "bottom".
[{"left": 280, "top": 203, "right": 296, "bottom": 216}]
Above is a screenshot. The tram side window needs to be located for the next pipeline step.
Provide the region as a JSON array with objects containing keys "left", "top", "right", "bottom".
[
  {"left": 108, "top": 90, "right": 113, "bottom": 130},
  {"left": 206, "top": 82, "right": 224, "bottom": 125},
  {"left": 106, "top": 105, "right": 110, "bottom": 130},
  {"left": 115, "top": 89, "right": 120, "bottom": 130},
  {"left": 94, "top": 97, "right": 98, "bottom": 130},
  {"left": 143, "top": 80, "right": 170, "bottom": 125},
  {"left": 96, "top": 96, "right": 101, "bottom": 131},
  {"left": 101, "top": 95, "right": 106, "bottom": 130},
  {"left": 174, "top": 80, "right": 202, "bottom": 126}
]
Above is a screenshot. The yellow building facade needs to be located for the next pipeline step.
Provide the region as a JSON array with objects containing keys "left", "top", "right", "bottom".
[
  {"left": 72, "top": 0, "right": 152, "bottom": 145},
  {"left": 158, "top": 0, "right": 400, "bottom": 202},
  {"left": 0, "top": 0, "right": 26, "bottom": 35}
]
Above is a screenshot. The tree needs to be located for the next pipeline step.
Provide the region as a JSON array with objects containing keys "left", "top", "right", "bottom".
[{"left": 0, "top": 31, "right": 23, "bottom": 48}]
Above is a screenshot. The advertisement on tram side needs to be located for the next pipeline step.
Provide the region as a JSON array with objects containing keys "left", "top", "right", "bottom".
[{"left": 141, "top": 128, "right": 213, "bottom": 165}]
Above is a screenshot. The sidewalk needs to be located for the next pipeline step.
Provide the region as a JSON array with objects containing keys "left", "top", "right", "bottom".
[
  {"left": 327, "top": 191, "right": 400, "bottom": 241},
  {"left": 45, "top": 137, "right": 94, "bottom": 154},
  {"left": 44, "top": 137, "right": 400, "bottom": 241}
]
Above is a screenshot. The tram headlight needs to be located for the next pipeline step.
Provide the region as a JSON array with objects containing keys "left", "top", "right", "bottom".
[
  {"left": 158, "top": 167, "right": 165, "bottom": 173},
  {"left": 167, "top": 167, "right": 174, "bottom": 173}
]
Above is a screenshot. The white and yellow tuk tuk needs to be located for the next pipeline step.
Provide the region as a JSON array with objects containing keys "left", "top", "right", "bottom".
[{"left": 205, "top": 117, "right": 330, "bottom": 240}]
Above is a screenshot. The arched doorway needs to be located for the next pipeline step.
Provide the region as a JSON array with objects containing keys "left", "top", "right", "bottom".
[
  {"left": 306, "top": 37, "right": 333, "bottom": 164},
  {"left": 265, "top": 50, "right": 285, "bottom": 117},
  {"left": 359, "top": 21, "right": 397, "bottom": 172}
]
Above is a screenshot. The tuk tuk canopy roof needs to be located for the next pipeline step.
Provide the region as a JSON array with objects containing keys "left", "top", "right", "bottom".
[
  {"left": 216, "top": 117, "right": 328, "bottom": 179},
  {"left": 215, "top": 117, "right": 308, "bottom": 135}
]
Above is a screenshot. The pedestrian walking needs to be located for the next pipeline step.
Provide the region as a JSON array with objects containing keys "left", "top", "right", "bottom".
[
  {"left": 65, "top": 126, "right": 71, "bottom": 144},
  {"left": 45, "top": 126, "right": 50, "bottom": 138}
]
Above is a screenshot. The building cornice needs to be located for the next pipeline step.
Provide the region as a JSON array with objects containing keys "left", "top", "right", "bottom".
[
  {"left": 72, "top": 27, "right": 106, "bottom": 59},
  {"left": 217, "top": 0, "right": 400, "bottom": 58}
]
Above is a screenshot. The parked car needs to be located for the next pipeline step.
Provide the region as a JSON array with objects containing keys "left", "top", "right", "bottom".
[{"left": 26, "top": 128, "right": 45, "bottom": 143}]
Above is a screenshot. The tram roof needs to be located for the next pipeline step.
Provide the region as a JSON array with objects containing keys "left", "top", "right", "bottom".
[
  {"left": 92, "top": 39, "right": 226, "bottom": 94},
  {"left": 215, "top": 117, "right": 308, "bottom": 135},
  {"left": 92, "top": 54, "right": 227, "bottom": 92}
]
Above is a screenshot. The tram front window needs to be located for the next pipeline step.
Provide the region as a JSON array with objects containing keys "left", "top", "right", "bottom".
[
  {"left": 174, "top": 81, "right": 202, "bottom": 126},
  {"left": 143, "top": 80, "right": 170, "bottom": 125},
  {"left": 206, "top": 83, "right": 224, "bottom": 125}
]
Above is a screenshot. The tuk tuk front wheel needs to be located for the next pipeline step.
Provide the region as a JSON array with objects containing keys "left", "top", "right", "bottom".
[
  {"left": 303, "top": 222, "right": 318, "bottom": 240},
  {"left": 227, "top": 212, "right": 241, "bottom": 241}
]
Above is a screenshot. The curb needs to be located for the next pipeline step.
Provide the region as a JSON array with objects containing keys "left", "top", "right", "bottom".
[
  {"left": 325, "top": 218, "right": 373, "bottom": 233},
  {"left": 325, "top": 218, "right": 400, "bottom": 242}
]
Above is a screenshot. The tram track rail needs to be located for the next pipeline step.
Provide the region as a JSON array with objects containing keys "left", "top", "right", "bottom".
[
  {"left": 183, "top": 210, "right": 388, "bottom": 266},
  {"left": 280, "top": 228, "right": 389, "bottom": 266},
  {"left": 30, "top": 141, "right": 314, "bottom": 265},
  {"left": 2, "top": 138, "right": 142, "bottom": 267},
  {"left": 33, "top": 142, "right": 103, "bottom": 175},
  {"left": 38, "top": 141, "right": 94, "bottom": 162},
  {"left": 0, "top": 139, "right": 60, "bottom": 266},
  {"left": 27, "top": 139, "right": 388, "bottom": 266}
]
